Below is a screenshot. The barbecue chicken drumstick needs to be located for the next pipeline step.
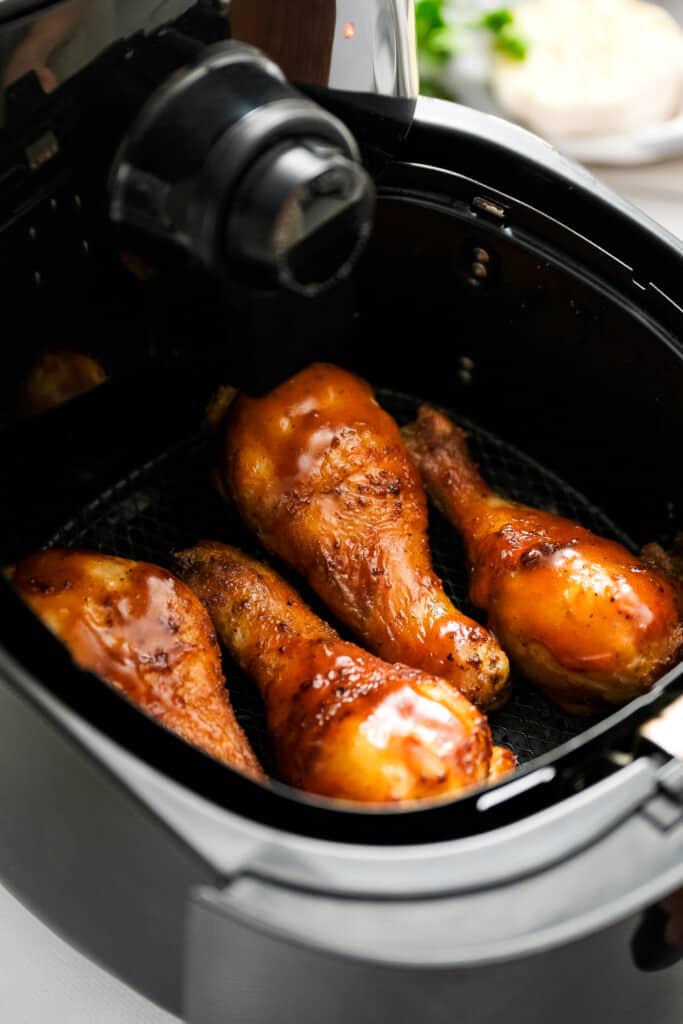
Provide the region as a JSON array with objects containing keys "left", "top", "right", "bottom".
[
  {"left": 12, "top": 549, "right": 264, "bottom": 779},
  {"left": 175, "top": 541, "right": 515, "bottom": 803},
  {"left": 403, "top": 406, "right": 683, "bottom": 716},
  {"left": 220, "top": 363, "right": 510, "bottom": 711}
]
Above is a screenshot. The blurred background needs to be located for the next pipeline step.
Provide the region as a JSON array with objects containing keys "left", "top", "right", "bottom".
[
  {"left": 415, "top": 0, "right": 683, "bottom": 235},
  {"left": 1, "top": 1, "right": 682, "bottom": 234}
]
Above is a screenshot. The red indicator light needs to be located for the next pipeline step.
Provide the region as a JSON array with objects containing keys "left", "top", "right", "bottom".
[{"left": 343, "top": 21, "right": 356, "bottom": 39}]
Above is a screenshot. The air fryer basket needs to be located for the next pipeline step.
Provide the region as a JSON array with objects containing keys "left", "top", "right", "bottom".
[
  {"left": 48, "top": 388, "right": 632, "bottom": 773},
  {"left": 0, "top": 80, "right": 682, "bottom": 844}
]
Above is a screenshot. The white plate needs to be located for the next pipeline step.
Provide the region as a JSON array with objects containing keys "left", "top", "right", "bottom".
[{"left": 441, "top": 2, "right": 683, "bottom": 166}]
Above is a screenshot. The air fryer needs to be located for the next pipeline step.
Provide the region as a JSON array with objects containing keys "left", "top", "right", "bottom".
[{"left": 0, "top": 2, "right": 681, "bottom": 1023}]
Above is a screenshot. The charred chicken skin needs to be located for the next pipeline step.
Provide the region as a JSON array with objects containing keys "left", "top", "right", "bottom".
[
  {"left": 403, "top": 406, "right": 683, "bottom": 715},
  {"left": 175, "top": 541, "right": 515, "bottom": 803},
  {"left": 220, "top": 363, "right": 510, "bottom": 711},
  {"left": 12, "top": 549, "right": 264, "bottom": 779}
]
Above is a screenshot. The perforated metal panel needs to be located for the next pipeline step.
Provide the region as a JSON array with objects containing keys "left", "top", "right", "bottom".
[{"left": 51, "top": 388, "right": 632, "bottom": 770}]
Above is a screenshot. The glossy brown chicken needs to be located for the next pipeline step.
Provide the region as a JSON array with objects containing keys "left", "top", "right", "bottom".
[
  {"left": 12, "top": 549, "right": 264, "bottom": 779},
  {"left": 403, "top": 406, "right": 683, "bottom": 716},
  {"left": 175, "top": 541, "right": 515, "bottom": 803},
  {"left": 20, "top": 351, "right": 107, "bottom": 416},
  {"left": 220, "top": 363, "right": 510, "bottom": 711}
]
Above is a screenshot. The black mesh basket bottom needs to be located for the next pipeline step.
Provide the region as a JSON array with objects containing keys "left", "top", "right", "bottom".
[{"left": 50, "top": 388, "right": 634, "bottom": 775}]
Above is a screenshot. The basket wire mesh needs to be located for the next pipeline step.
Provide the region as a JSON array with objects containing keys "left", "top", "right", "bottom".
[{"left": 50, "top": 388, "right": 633, "bottom": 771}]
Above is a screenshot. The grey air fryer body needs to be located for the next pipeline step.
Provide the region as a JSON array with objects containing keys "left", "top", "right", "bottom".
[{"left": 0, "top": 3, "right": 681, "bottom": 1022}]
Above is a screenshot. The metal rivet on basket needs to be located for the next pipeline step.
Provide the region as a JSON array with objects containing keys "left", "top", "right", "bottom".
[{"left": 471, "top": 196, "right": 507, "bottom": 221}]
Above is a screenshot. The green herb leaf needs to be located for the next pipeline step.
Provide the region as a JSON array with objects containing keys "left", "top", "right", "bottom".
[
  {"left": 494, "top": 28, "right": 528, "bottom": 60},
  {"left": 415, "top": 0, "right": 446, "bottom": 42},
  {"left": 416, "top": 0, "right": 462, "bottom": 66},
  {"left": 478, "top": 8, "right": 514, "bottom": 33},
  {"left": 417, "top": 2, "right": 528, "bottom": 97},
  {"left": 427, "top": 25, "right": 462, "bottom": 62}
]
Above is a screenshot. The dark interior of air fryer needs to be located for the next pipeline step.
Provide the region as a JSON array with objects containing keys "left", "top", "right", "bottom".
[{"left": 1, "top": 105, "right": 682, "bottom": 817}]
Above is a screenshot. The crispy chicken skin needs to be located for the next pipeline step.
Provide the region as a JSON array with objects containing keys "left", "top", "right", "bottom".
[
  {"left": 12, "top": 549, "right": 264, "bottom": 779},
  {"left": 220, "top": 363, "right": 510, "bottom": 711},
  {"left": 20, "top": 351, "right": 107, "bottom": 416},
  {"left": 175, "top": 541, "right": 515, "bottom": 803},
  {"left": 403, "top": 407, "right": 683, "bottom": 716}
]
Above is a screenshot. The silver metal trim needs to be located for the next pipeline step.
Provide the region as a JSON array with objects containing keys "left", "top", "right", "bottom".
[
  {"left": 392, "top": 0, "right": 418, "bottom": 97},
  {"left": 328, "top": 0, "right": 418, "bottom": 97}
]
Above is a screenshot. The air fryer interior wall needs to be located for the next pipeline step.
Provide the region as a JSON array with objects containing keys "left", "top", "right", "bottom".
[
  {"left": 353, "top": 184, "right": 683, "bottom": 548},
  {"left": 3, "top": 178, "right": 681, "bottom": 551}
]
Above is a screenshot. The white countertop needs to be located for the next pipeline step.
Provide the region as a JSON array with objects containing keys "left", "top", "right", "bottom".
[
  {"left": 594, "top": 158, "right": 683, "bottom": 241},
  {"left": 0, "top": 883, "right": 178, "bottom": 1024},
  {"left": 1, "top": 157, "right": 681, "bottom": 1024}
]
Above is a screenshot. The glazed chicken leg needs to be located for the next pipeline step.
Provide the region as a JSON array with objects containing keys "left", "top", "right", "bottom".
[
  {"left": 220, "top": 363, "right": 510, "bottom": 711},
  {"left": 404, "top": 407, "right": 683, "bottom": 715},
  {"left": 175, "top": 541, "right": 515, "bottom": 803},
  {"left": 12, "top": 549, "right": 264, "bottom": 779}
]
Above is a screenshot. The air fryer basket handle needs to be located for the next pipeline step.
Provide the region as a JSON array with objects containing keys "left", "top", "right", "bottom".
[
  {"left": 25, "top": 668, "right": 676, "bottom": 901},
  {"left": 186, "top": 800, "right": 683, "bottom": 978}
]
